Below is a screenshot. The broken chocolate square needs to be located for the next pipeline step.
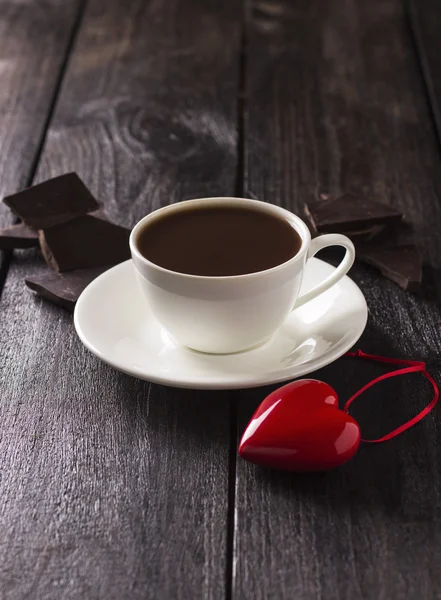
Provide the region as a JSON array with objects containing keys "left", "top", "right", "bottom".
[
  {"left": 25, "top": 266, "right": 110, "bottom": 311},
  {"left": 358, "top": 220, "right": 416, "bottom": 249},
  {"left": 0, "top": 223, "right": 38, "bottom": 249},
  {"left": 304, "top": 193, "right": 403, "bottom": 236},
  {"left": 357, "top": 245, "right": 422, "bottom": 292},
  {"left": 3, "top": 173, "right": 99, "bottom": 229},
  {"left": 39, "top": 214, "right": 131, "bottom": 272}
]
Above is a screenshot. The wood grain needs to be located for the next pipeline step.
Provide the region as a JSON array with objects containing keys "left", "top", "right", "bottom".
[
  {"left": 407, "top": 0, "right": 441, "bottom": 146},
  {"left": 0, "top": 0, "right": 240, "bottom": 598},
  {"left": 234, "top": 1, "right": 441, "bottom": 598},
  {"left": 0, "top": 0, "right": 83, "bottom": 216},
  {"left": 0, "top": 0, "right": 83, "bottom": 293}
]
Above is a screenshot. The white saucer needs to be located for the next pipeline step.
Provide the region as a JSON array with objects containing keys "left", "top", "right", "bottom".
[{"left": 74, "top": 259, "right": 368, "bottom": 389}]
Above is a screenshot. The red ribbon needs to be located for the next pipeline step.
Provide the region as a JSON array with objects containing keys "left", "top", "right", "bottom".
[{"left": 344, "top": 350, "right": 439, "bottom": 443}]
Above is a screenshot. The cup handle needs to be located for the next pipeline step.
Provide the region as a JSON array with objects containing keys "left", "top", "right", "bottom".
[{"left": 294, "top": 234, "right": 356, "bottom": 309}]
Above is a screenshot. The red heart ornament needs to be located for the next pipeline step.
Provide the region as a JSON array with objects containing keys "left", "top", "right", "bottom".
[{"left": 239, "top": 379, "right": 361, "bottom": 471}]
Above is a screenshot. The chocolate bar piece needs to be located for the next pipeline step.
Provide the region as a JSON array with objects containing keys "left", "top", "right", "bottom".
[
  {"left": 357, "top": 245, "right": 422, "bottom": 292},
  {"left": 25, "top": 267, "right": 110, "bottom": 311},
  {"left": 304, "top": 193, "right": 403, "bottom": 236},
  {"left": 0, "top": 223, "right": 38, "bottom": 249},
  {"left": 3, "top": 173, "right": 99, "bottom": 229},
  {"left": 358, "top": 221, "right": 415, "bottom": 248},
  {"left": 39, "top": 214, "right": 131, "bottom": 272}
]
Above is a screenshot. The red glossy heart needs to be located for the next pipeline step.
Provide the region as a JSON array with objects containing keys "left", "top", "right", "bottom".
[{"left": 239, "top": 379, "right": 361, "bottom": 471}]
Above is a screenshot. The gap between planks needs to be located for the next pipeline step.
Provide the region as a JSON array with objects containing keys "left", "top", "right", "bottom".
[
  {"left": 404, "top": 0, "right": 441, "bottom": 154},
  {"left": 226, "top": 3, "right": 249, "bottom": 598}
]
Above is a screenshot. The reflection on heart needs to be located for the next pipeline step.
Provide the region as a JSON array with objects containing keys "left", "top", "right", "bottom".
[{"left": 239, "top": 379, "right": 361, "bottom": 471}]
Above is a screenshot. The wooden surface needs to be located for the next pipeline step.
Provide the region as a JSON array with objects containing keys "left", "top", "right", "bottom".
[
  {"left": 0, "top": 0, "right": 239, "bottom": 598},
  {"left": 0, "top": 0, "right": 83, "bottom": 292},
  {"left": 0, "top": 0, "right": 441, "bottom": 599},
  {"left": 407, "top": 0, "right": 441, "bottom": 146},
  {"left": 235, "top": 1, "right": 441, "bottom": 599}
]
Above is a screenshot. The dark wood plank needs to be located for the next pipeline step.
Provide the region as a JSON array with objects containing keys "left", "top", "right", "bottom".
[
  {"left": 407, "top": 0, "right": 441, "bottom": 146},
  {"left": 0, "top": 0, "right": 83, "bottom": 288},
  {"left": 0, "top": 0, "right": 83, "bottom": 217},
  {"left": 234, "top": 1, "right": 441, "bottom": 598},
  {"left": 0, "top": 1, "right": 240, "bottom": 598}
]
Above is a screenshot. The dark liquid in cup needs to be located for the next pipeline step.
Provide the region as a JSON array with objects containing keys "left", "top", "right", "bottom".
[{"left": 137, "top": 205, "right": 302, "bottom": 276}]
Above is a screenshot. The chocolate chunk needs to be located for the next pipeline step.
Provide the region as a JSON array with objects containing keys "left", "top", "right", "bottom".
[
  {"left": 3, "top": 173, "right": 99, "bottom": 228},
  {"left": 358, "top": 220, "right": 416, "bottom": 248},
  {"left": 342, "top": 224, "right": 387, "bottom": 243},
  {"left": 0, "top": 223, "right": 38, "bottom": 249},
  {"left": 39, "top": 214, "right": 131, "bottom": 272},
  {"left": 357, "top": 245, "right": 422, "bottom": 292},
  {"left": 304, "top": 193, "right": 403, "bottom": 236},
  {"left": 25, "top": 267, "right": 110, "bottom": 311}
]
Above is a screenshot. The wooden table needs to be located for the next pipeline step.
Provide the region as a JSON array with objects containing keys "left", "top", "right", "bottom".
[{"left": 1, "top": 1, "right": 440, "bottom": 598}]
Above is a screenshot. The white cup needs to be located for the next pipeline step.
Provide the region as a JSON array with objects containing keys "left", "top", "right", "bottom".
[{"left": 130, "top": 197, "right": 355, "bottom": 354}]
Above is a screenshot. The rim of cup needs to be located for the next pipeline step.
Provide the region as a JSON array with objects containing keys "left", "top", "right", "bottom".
[{"left": 129, "top": 197, "right": 311, "bottom": 281}]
